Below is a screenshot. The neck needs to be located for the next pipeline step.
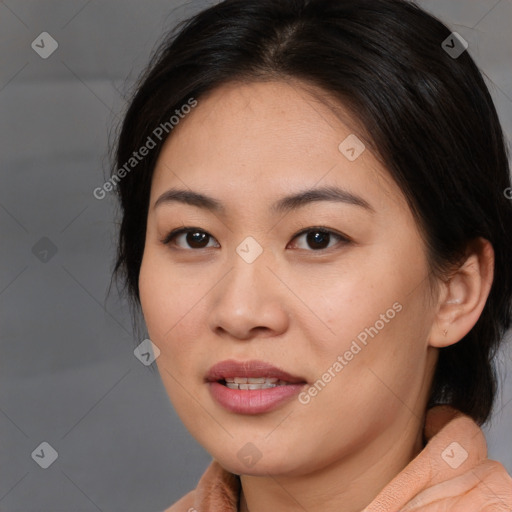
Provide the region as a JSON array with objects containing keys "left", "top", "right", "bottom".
[{"left": 238, "top": 410, "right": 425, "bottom": 512}]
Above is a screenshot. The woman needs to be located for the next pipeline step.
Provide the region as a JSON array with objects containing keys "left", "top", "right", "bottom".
[{"left": 108, "top": 0, "right": 512, "bottom": 509}]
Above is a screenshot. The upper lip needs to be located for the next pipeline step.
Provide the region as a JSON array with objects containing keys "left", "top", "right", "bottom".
[{"left": 206, "top": 359, "right": 307, "bottom": 383}]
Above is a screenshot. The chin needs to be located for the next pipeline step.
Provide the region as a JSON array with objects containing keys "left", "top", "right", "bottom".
[{"left": 214, "top": 452, "right": 302, "bottom": 477}]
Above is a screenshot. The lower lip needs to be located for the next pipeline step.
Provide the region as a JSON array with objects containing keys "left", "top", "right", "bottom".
[{"left": 208, "top": 381, "right": 306, "bottom": 414}]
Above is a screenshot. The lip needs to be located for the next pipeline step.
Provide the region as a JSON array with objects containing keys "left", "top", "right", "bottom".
[
  {"left": 205, "top": 359, "right": 306, "bottom": 383},
  {"left": 206, "top": 359, "right": 307, "bottom": 415}
]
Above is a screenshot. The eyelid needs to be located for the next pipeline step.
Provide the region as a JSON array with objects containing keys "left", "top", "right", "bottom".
[{"left": 160, "top": 226, "right": 351, "bottom": 250}]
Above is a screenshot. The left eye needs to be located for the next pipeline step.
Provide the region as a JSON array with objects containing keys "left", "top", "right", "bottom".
[
  {"left": 161, "top": 227, "right": 350, "bottom": 251},
  {"left": 288, "top": 227, "right": 350, "bottom": 251}
]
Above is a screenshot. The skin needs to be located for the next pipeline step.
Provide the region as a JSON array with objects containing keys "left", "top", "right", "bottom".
[{"left": 138, "top": 80, "right": 495, "bottom": 511}]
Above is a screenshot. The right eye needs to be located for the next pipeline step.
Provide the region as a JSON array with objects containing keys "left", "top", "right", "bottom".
[{"left": 160, "top": 227, "right": 220, "bottom": 250}]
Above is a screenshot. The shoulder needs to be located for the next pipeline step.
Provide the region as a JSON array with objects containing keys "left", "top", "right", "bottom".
[
  {"left": 162, "top": 459, "right": 240, "bottom": 512},
  {"left": 163, "top": 490, "right": 195, "bottom": 512}
]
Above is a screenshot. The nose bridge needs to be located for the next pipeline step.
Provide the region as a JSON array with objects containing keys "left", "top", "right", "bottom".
[{"left": 226, "top": 234, "right": 272, "bottom": 300}]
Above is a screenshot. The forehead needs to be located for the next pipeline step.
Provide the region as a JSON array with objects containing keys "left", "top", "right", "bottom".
[{"left": 150, "top": 80, "right": 407, "bottom": 215}]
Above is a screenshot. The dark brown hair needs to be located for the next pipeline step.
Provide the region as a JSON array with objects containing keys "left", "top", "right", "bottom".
[{"left": 108, "top": 0, "right": 512, "bottom": 424}]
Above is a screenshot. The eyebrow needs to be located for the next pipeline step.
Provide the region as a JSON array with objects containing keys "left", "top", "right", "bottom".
[{"left": 153, "top": 185, "right": 375, "bottom": 214}]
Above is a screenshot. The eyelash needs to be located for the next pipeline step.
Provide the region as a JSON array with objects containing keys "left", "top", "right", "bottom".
[{"left": 160, "top": 226, "right": 351, "bottom": 252}]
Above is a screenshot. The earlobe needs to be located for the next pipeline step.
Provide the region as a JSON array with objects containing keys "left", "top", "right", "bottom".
[{"left": 428, "top": 238, "right": 494, "bottom": 348}]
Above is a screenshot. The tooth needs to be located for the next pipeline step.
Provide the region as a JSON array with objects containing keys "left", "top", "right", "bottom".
[
  {"left": 247, "top": 377, "right": 265, "bottom": 384},
  {"left": 225, "top": 383, "right": 281, "bottom": 390},
  {"left": 224, "top": 378, "right": 235, "bottom": 383},
  {"left": 234, "top": 377, "right": 248, "bottom": 384}
]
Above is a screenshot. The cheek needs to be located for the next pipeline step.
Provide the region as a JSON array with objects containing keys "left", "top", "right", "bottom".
[
  {"left": 139, "top": 253, "right": 209, "bottom": 424},
  {"left": 296, "top": 302, "right": 430, "bottom": 456},
  {"left": 138, "top": 250, "right": 203, "bottom": 361},
  {"left": 303, "top": 264, "right": 402, "bottom": 353},
  {"left": 305, "top": 251, "right": 432, "bottom": 389}
]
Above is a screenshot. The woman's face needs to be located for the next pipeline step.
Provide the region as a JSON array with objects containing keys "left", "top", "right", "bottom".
[{"left": 139, "top": 80, "right": 440, "bottom": 477}]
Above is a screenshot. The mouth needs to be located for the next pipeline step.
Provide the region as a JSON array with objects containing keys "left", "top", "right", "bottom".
[{"left": 205, "top": 359, "right": 308, "bottom": 414}]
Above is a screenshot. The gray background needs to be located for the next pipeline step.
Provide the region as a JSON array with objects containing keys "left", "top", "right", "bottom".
[{"left": 0, "top": 1, "right": 511, "bottom": 511}]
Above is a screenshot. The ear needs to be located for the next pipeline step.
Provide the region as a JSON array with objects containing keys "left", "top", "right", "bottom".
[{"left": 429, "top": 237, "right": 494, "bottom": 348}]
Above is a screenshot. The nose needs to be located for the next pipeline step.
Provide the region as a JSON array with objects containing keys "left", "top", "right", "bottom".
[{"left": 207, "top": 243, "right": 290, "bottom": 341}]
